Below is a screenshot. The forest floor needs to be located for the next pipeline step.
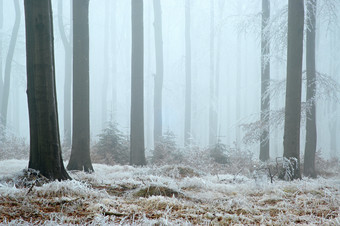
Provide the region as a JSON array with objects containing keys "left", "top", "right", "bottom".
[{"left": 0, "top": 159, "right": 339, "bottom": 225}]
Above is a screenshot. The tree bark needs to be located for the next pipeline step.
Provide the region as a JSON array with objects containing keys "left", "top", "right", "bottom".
[
  {"left": 209, "top": 0, "right": 218, "bottom": 146},
  {"left": 102, "top": 0, "right": 110, "bottom": 129},
  {"left": 0, "top": 0, "right": 3, "bottom": 112},
  {"left": 260, "top": 0, "right": 270, "bottom": 161},
  {"left": 153, "top": 0, "right": 164, "bottom": 145},
  {"left": 130, "top": 0, "right": 146, "bottom": 165},
  {"left": 24, "top": 0, "right": 70, "bottom": 180},
  {"left": 184, "top": 0, "right": 191, "bottom": 147},
  {"left": 111, "top": 0, "right": 117, "bottom": 121},
  {"left": 283, "top": 0, "right": 304, "bottom": 180},
  {"left": 57, "top": 0, "right": 72, "bottom": 147},
  {"left": 1, "top": 0, "right": 20, "bottom": 128},
  {"left": 68, "top": 0, "right": 94, "bottom": 172},
  {"left": 304, "top": 0, "right": 317, "bottom": 178}
]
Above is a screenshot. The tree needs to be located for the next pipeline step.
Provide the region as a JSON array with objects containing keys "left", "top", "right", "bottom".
[
  {"left": 304, "top": 0, "right": 317, "bottom": 178},
  {"left": 24, "top": 0, "right": 70, "bottom": 180},
  {"left": 1, "top": 0, "right": 20, "bottom": 128},
  {"left": 283, "top": 0, "right": 304, "bottom": 180},
  {"left": 101, "top": 0, "right": 110, "bottom": 129},
  {"left": 130, "top": 0, "right": 146, "bottom": 165},
  {"left": 0, "top": 0, "right": 3, "bottom": 111},
  {"left": 184, "top": 0, "right": 191, "bottom": 146},
  {"left": 57, "top": 0, "right": 72, "bottom": 147},
  {"left": 209, "top": 0, "right": 218, "bottom": 146},
  {"left": 153, "top": 0, "right": 164, "bottom": 145},
  {"left": 67, "top": 0, "right": 94, "bottom": 172},
  {"left": 260, "top": 0, "right": 270, "bottom": 161}
]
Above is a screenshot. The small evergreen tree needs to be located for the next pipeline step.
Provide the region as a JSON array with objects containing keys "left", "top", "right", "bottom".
[{"left": 93, "top": 122, "right": 129, "bottom": 165}]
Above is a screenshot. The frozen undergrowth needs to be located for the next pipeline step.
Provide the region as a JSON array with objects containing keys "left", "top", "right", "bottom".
[{"left": 0, "top": 159, "right": 339, "bottom": 225}]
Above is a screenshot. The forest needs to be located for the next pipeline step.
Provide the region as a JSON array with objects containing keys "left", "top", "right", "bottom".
[{"left": 0, "top": 0, "right": 340, "bottom": 225}]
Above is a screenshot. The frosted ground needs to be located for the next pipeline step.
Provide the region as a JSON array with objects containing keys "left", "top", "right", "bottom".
[{"left": 0, "top": 159, "right": 339, "bottom": 225}]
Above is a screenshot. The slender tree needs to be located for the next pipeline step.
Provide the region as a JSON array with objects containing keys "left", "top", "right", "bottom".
[
  {"left": 24, "top": 0, "right": 70, "bottom": 180},
  {"left": 1, "top": 0, "right": 20, "bottom": 128},
  {"left": 184, "top": 0, "right": 191, "bottom": 146},
  {"left": 209, "top": 0, "right": 217, "bottom": 146},
  {"left": 304, "top": 0, "right": 317, "bottom": 178},
  {"left": 57, "top": 0, "right": 72, "bottom": 147},
  {"left": 283, "top": 0, "right": 304, "bottom": 180},
  {"left": 153, "top": 0, "right": 164, "bottom": 145},
  {"left": 102, "top": 0, "right": 110, "bottom": 129},
  {"left": 260, "top": 0, "right": 270, "bottom": 161},
  {"left": 215, "top": 0, "right": 225, "bottom": 143},
  {"left": 130, "top": 0, "right": 146, "bottom": 165},
  {"left": 67, "top": 0, "right": 94, "bottom": 172},
  {"left": 0, "top": 0, "right": 3, "bottom": 110},
  {"left": 111, "top": 0, "right": 117, "bottom": 120}
]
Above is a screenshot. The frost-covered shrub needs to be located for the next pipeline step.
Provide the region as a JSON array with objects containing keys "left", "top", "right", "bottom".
[
  {"left": 278, "top": 157, "right": 300, "bottom": 181},
  {"left": 91, "top": 122, "right": 129, "bottom": 165},
  {"left": 0, "top": 133, "right": 29, "bottom": 160},
  {"left": 314, "top": 151, "right": 340, "bottom": 177},
  {"left": 209, "top": 140, "right": 229, "bottom": 164},
  {"left": 151, "top": 130, "right": 183, "bottom": 164}
]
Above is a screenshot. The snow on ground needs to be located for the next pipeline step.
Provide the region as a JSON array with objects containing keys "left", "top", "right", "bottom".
[{"left": 0, "top": 159, "right": 340, "bottom": 225}]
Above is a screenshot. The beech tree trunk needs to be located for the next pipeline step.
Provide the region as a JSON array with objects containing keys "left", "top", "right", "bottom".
[
  {"left": 0, "top": 0, "right": 3, "bottom": 112},
  {"left": 153, "top": 0, "right": 164, "bottom": 145},
  {"left": 130, "top": 0, "right": 146, "bottom": 165},
  {"left": 283, "top": 0, "right": 304, "bottom": 180},
  {"left": 304, "top": 0, "right": 317, "bottom": 178},
  {"left": 57, "top": 0, "right": 72, "bottom": 147},
  {"left": 111, "top": 0, "right": 117, "bottom": 121},
  {"left": 24, "top": 0, "right": 70, "bottom": 180},
  {"left": 1, "top": 0, "right": 20, "bottom": 128},
  {"left": 260, "top": 0, "right": 270, "bottom": 161},
  {"left": 209, "top": 0, "right": 217, "bottom": 146},
  {"left": 102, "top": 0, "right": 110, "bottom": 129},
  {"left": 67, "top": 0, "right": 94, "bottom": 172},
  {"left": 184, "top": 0, "right": 191, "bottom": 147}
]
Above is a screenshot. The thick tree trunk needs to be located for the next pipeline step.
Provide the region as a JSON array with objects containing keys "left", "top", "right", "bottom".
[
  {"left": 1, "top": 0, "right": 20, "bottom": 128},
  {"left": 130, "top": 0, "right": 146, "bottom": 166},
  {"left": 209, "top": 0, "right": 217, "bottom": 146},
  {"left": 184, "top": 0, "right": 191, "bottom": 147},
  {"left": 260, "top": 0, "right": 270, "bottom": 161},
  {"left": 153, "top": 0, "right": 164, "bottom": 145},
  {"left": 283, "top": 0, "right": 304, "bottom": 180},
  {"left": 68, "top": 0, "right": 94, "bottom": 172},
  {"left": 57, "top": 0, "right": 72, "bottom": 147},
  {"left": 24, "top": 0, "right": 70, "bottom": 180},
  {"left": 304, "top": 0, "right": 317, "bottom": 178}
]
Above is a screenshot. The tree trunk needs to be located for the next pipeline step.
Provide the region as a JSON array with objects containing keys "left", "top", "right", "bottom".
[
  {"left": 1, "top": 0, "right": 20, "bottom": 128},
  {"left": 283, "top": 0, "right": 304, "bottom": 180},
  {"left": 24, "top": 0, "right": 70, "bottom": 180},
  {"left": 215, "top": 0, "right": 225, "bottom": 143},
  {"left": 236, "top": 3, "right": 241, "bottom": 146},
  {"left": 68, "top": 0, "right": 94, "bottom": 172},
  {"left": 184, "top": 0, "right": 191, "bottom": 147},
  {"left": 209, "top": 0, "right": 217, "bottom": 146},
  {"left": 130, "top": 0, "right": 146, "bottom": 166},
  {"left": 57, "top": 0, "right": 72, "bottom": 147},
  {"left": 303, "top": 0, "right": 317, "bottom": 178},
  {"left": 260, "top": 0, "right": 270, "bottom": 161},
  {"left": 153, "top": 0, "right": 164, "bottom": 145},
  {"left": 0, "top": 0, "right": 3, "bottom": 111},
  {"left": 111, "top": 0, "right": 117, "bottom": 120},
  {"left": 102, "top": 0, "right": 110, "bottom": 129}
]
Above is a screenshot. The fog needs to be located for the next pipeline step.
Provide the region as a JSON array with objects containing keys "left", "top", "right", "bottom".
[{"left": 1, "top": 0, "right": 339, "bottom": 160}]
